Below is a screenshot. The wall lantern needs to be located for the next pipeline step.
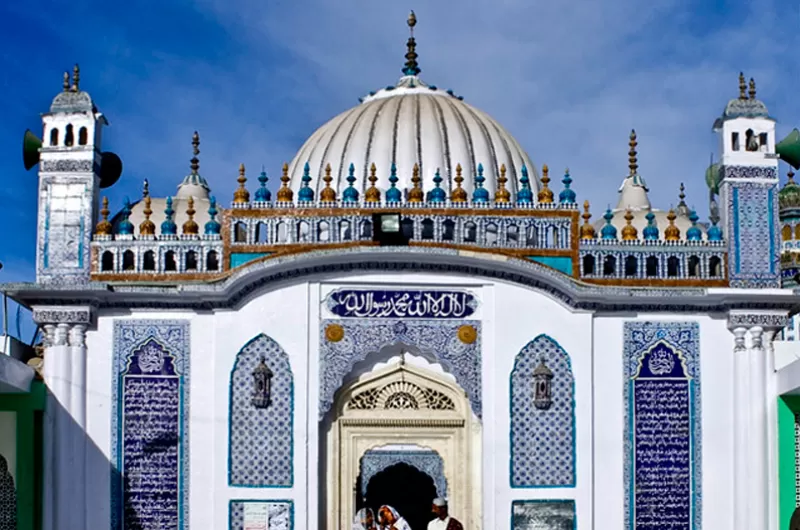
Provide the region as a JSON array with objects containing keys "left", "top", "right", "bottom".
[
  {"left": 251, "top": 355, "right": 274, "bottom": 409},
  {"left": 532, "top": 358, "right": 554, "bottom": 411}
]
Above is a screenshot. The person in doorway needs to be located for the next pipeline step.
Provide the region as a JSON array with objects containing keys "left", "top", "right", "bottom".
[
  {"left": 428, "top": 498, "right": 463, "bottom": 530},
  {"left": 377, "top": 505, "right": 412, "bottom": 530},
  {"left": 352, "top": 508, "right": 377, "bottom": 530}
]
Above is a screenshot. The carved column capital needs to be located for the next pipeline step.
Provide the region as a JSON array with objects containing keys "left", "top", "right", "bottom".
[
  {"left": 732, "top": 327, "right": 748, "bottom": 352},
  {"left": 749, "top": 326, "right": 764, "bottom": 351},
  {"left": 32, "top": 305, "right": 93, "bottom": 327},
  {"left": 68, "top": 324, "right": 87, "bottom": 348},
  {"left": 53, "top": 323, "right": 70, "bottom": 347}
]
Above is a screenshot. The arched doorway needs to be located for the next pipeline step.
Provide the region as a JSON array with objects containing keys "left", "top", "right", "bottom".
[
  {"left": 362, "top": 462, "right": 437, "bottom": 530},
  {"left": 324, "top": 359, "right": 481, "bottom": 529}
]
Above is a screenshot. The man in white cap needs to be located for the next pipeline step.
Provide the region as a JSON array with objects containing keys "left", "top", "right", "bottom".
[{"left": 428, "top": 498, "right": 463, "bottom": 530}]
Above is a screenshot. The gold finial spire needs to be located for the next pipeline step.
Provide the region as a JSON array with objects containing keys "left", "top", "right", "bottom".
[
  {"left": 739, "top": 72, "right": 747, "bottom": 100},
  {"left": 451, "top": 164, "right": 467, "bottom": 202},
  {"left": 537, "top": 164, "right": 554, "bottom": 203},
  {"left": 679, "top": 182, "right": 686, "bottom": 202},
  {"left": 748, "top": 77, "right": 756, "bottom": 100},
  {"left": 664, "top": 208, "right": 681, "bottom": 241},
  {"left": 579, "top": 200, "right": 596, "bottom": 240},
  {"left": 495, "top": 164, "right": 511, "bottom": 203},
  {"left": 276, "top": 163, "right": 294, "bottom": 202},
  {"left": 62, "top": 71, "right": 70, "bottom": 92},
  {"left": 190, "top": 131, "right": 200, "bottom": 174},
  {"left": 320, "top": 163, "right": 337, "bottom": 201},
  {"left": 403, "top": 11, "right": 420, "bottom": 76},
  {"left": 621, "top": 208, "right": 638, "bottom": 240},
  {"left": 139, "top": 196, "right": 156, "bottom": 236},
  {"left": 408, "top": 163, "right": 424, "bottom": 202},
  {"left": 95, "top": 197, "right": 113, "bottom": 236},
  {"left": 365, "top": 163, "right": 381, "bottom": 202},
  {"left": 71, "top": 64, "right": 80, "bottom": 92},
  {"left": 182, "top": 197, "right": 199, "bottom": 235},
  {"left": 628, "top": 129, "right": 638, "bottom": 176},
  {"left": 143, "top": 179, "right": 150, "bottom": 198},
  {"left": 233, "top": 163, "right": 250, "bottom": 203}
]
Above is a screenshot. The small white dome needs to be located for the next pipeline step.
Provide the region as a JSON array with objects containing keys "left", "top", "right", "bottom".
[{"left": 288, "top": 75, "right": 538, "bottom": 199}]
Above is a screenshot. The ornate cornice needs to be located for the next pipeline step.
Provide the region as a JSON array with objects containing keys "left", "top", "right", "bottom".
[
  {"left": 727, "top": 311, "right": 788, "bottom": 330},
  {"left": 340, "top": 418, "right": 465, "bottom": 428},
  {"left": 4, "top": 248, "right": 798, "bottom": 314},
  {"left": 32, "top": 305, "right": 93, "bottom": 326}
]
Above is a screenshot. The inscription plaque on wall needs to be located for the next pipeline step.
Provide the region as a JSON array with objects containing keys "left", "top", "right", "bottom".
[
  {"left": 625, "top": 324, "right": 700, "bottom": 530},
  {"left": 112, "top": 321, "right": 190, "bottom": 530},
  {"left": 326, "top": 289, "right": 477, "bottom": 319}
]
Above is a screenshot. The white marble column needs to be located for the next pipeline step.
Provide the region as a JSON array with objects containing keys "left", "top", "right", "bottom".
[
  {"left": 728, "top": 312, "right": 787, "bottom": 530},
  {"left": 33, "top": 306, "right": 93, "bottom": 530}
]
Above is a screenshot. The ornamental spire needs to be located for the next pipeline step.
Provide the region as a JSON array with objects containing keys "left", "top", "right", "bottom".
[
  {"left": 451, "top": 164, "right": 467, "bottom": 202},
  {"left": 139, "top": 196, "right": 156, "bottom": 236},
  {"left": 579, "top": 200, "right": 596, "bottom": 240},
  {"left": 739, "top": 72, "right": 747, "bottom": 100},
  {"left": 277, "top": 163, "right": 293, "bottom": 202},
  {"left": 95, "top": 197, "right": 113, "bottom": 236},
  {"left": 233, "top": 163, "right": 250, "bottom": 203},
  {"left": 190, "top": 131, "right": 200, "bottom": 174},
  {"left": 408, "top": 163, "right": 424, "bottom": 202},
  {"left": 365, "top": 163, "right": 381, "bottom": 202},
  {"left": 320, "top": 163, "right": 337, "bottom": 202},
  {"left": 628, "top": 129, "right": 638, "bottom": 176},
  {"left": 537, "top": 164, "right": 554, "bottom": 203},
  {"left": 664, "top": 209, "right": 681, "bottom": 241},
  {"left": 495, "top": 164, "right": 510, "bottom": 203},
  {"left": 749, "top": 77, "right": 756, "bottom": 100},
  {"left": 182, "top": 197, "right": 199, "bottom": 235},
  {"left": 402, "top": 11, "right": 420, "bottom": 76},
  {"left": 71, "top": 64, "right": 80, "bottom": 92}
]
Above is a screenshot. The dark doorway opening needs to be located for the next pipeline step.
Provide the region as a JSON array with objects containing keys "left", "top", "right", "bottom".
[{"left": 360, "top": 463, "right": 437, "bottom": 530}]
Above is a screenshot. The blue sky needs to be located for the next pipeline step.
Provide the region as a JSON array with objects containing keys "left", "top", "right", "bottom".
[{"left": 0, "top": 0, "right": 798, "bottom": 341}]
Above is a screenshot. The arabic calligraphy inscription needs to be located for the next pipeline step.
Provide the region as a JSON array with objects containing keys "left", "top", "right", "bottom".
[{"left": 326, "top": 289, "right": 477, "bottom": 319}]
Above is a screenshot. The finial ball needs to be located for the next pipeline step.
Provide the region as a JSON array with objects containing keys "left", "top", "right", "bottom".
[{"left": 408, "top": 10, "right": 417, "bottom": 27}]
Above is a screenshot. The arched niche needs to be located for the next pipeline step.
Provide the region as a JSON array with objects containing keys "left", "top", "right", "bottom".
[
  {"left": 510, "top": 334, "right": 576, "bottom": 487},
  {"left": 228, "top": 333, "right": 294, "bottom": 487}
]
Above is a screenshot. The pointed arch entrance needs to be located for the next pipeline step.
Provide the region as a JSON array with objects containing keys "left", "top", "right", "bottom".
[{"left": 325, "top": 360, "right": 480, "bottom": 529}]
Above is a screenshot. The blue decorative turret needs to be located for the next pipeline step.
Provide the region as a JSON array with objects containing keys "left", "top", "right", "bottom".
[
  {"left": 601, "top": 208, "right": 617, "bottom": 240},
  {"left": 642, "top": 210, "right": 659, "bottom": 240},
  {"left": 428, "top": 168, "right": 447, "bottom": 203},
  {"left": 254, "top": 168, "right": 271, "bottom": 202},
  {"left": 117, "top": 198, "right": 134, "bottom": 235},
  {"left": 161, "top": 196, "right": 177, "bottom": 235},
  {"left": 386, "top": 163, "right": 402, "bottom": 202},
  {"left": 205, "top": 196, "right": 221, "bottom": 235},
  {"left": 559, "top": 169, "right": 576, "bottom": 204},
  {"left": 517, "top": 164, "right": 533, "bottom": 204},
  {"left": 342, "top": 163, "right": 359, "bottom": 203},
  {"left": 707, "top": 218, "right": 723, "bottom": 241},
  {"left": 686, "top": 210, "right": 702, "bottom": 241},
  {"left": 472, "top": 164, "right": 489, "bottom": 203},
  {"left": 298, "top": 162, "right": 314, "bottom": 203}
]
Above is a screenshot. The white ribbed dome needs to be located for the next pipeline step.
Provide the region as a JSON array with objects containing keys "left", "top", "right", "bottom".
[{"left": 288, "top": 75, "right": 538, "bottom": 199}]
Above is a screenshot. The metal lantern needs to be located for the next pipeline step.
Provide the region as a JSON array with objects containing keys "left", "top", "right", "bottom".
[
  {"left": 251, "top": 355, "right": 274, "bottom": 409},
  {"left": 532, "top": 358, "right": 554, "bottom": 411}
]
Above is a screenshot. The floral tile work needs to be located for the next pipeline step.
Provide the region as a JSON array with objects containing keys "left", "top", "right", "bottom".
[
  {"left": 510, "top": 334, "right": 575, "bottom": 487},
  {"left": 229, "top": 500, "right": 293, "bottom": 530},
  {"left": 229, "top": 334, "right": 294, "bottom": 487}
]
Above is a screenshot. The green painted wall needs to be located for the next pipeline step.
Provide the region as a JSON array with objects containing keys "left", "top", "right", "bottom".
[
  {"left": 779, "top": 395, "right": 800, "bottom": 530},
  {"left": 0, "top": 381, "right": 45, "bottom": 530}
]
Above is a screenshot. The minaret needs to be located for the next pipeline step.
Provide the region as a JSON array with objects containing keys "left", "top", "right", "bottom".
[
  {"left": 713, "top": 73, "right": 779, "bottom": 288},
  {"left": 36, "top": 65, "right": 110, "bottom": 285}
]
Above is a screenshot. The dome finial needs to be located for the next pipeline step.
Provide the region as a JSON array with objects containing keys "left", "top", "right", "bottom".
[
  {"left": 71, "top": 64, "right": 80, "bottom": 92},
  {"left": 621, "top": 208, "right": 638, "bottom": 241},
  {"left": 402, "top": 11, "right": 421, "bottom": 76},
  {"left": 117, "top": 198, "right": 134, "bottom": 236},
  {"left": 190, "top": 131, "right": 200, "bottom": 174},
  {"left": 142, "top": 179, "right": 150, "bottom": 198},
  {"left": 495, "top": 164, "right": 510, "bottom": 203},
  {"left": 537, "top": 165, "right": 554, "bottom": 203},
  {"left": 298, "top": 162, "right": 315, "bottom": 203},
  {"left": 255, "top": 167, "right": 271, "bottom": 202},
  {"left": 601, "top": 208, "right": 617, "bottom": 240},
  {"left": 748, "top": 77, "right": 756, "bottom": 100},
  {"left": 451, "top": 164, "right": 467, "bottom": 202},
  {"left": 321, "top": 163, "right": 337, "bottom": 202},
  {"left": 429, "top": 168, "right": 446, "bottom": 203},
  {"left": 95, "top": 197, "right": 113, "bottom": 236},
  {"left": 628, "top": 129, "right": 638, "bottom": 176},
  {"left": 161, "top": 197, "right": 177, "bottom": 235},
  {"left": 408, "top": 163, "right": 424, "bottom": 202},
  {"left": 664, "top": 209, "right": 681, "bottom": 241},
  {"left": 472, "top": 164, "right": 489, "bottom": 203},
  {"left": 205, "top": 196, "right": 221, "bottom": 235},
  {"left": 343, "top": 163, "right": 360, "bottom": 203},
  {"left": 62, "top": 71, "right": 70, "bottom": 92},
  {"left": 517, "top": 165, "right": 533, "bottom": 204},
  {"left": 233, "top": 163, "right": 250, "bottom": 204},
  {"left": 277, "top": 163, "right": 294, "bottom": 202},
  {"left": 365, "top": 163, "right": 381, "bottom": 202},
  {"left": 139, "top": 195, "right": 156, "bottom": 236},
  {"left": 579, "top": 200, "right": 596, "bottom": 240},
  {"left": 559, "top": 168, "right": 576, "bottom": 204},
  {"left": 643, "top": 210, "right": 659, "bottom": 240},
  {"left": 386, "top": 163, "right": 402, "bottom": 202},
  {"left": 739, "top": 72, "right": 747, "bottom": 100},
  {"left": 182, "top": 196, "right": 199, "bottom": 235}
]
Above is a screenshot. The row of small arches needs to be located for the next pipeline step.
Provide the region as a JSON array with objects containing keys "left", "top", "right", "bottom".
[
  {"left": 581, "top": 254, "right": 723, "bottom": 278},
  {"left": 100, "top": 249, "right": 220, "bottom": 273},
  {"left": 49, "top": 124, "right": 89, "bottom": 147},
  {"left": 233, "top": 218, "right": 570, "bottom": 247}
]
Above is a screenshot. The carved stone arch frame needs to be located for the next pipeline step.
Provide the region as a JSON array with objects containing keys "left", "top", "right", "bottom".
[{"left": 326, "top": 362, "right": 481, "bottom": 530}]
